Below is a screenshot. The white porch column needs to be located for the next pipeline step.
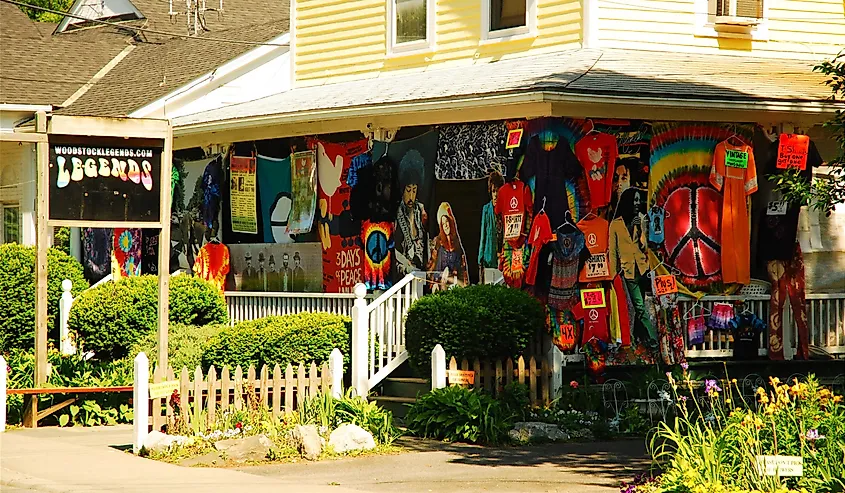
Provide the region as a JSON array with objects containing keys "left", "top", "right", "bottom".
[{"left": 21, "top": 143, "right": 36, "bottom": 246}]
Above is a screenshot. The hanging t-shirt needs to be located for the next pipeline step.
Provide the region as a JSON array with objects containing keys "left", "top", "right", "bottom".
[
  {"left": 647, "top": 206, "right": 665, "bottom": 245},
  {"left": 112, "top": 228, "right": 142, "bottom": 278},
  {"left": 577, "top": 216, "right": 611, "bottom": 282},
  {"left": 574, "top": 132, "right": 618, "bottom": 209},
  {"left": 494, "top": 180, "right": 533, "bottom": 248},
  {"left": 687, "top": 315, "right": 706, "bottom": 347},
  {"left": 729, "top": 312, "right": 766, "bottom": 361},
  {"left": 548, "top": 228, "right": 585, "bottom": 311},
  {"left": 573, "top": 302, "right": 610, "bottom": 345},
  {"left": 520, "top": 135, "right": 586, "bottom": 228},
  {"left": 194, "top": 242, "right": 231, "bottom": 293},
  {"left": 525, "top": 212, "right": 554, "bottom": 286}
]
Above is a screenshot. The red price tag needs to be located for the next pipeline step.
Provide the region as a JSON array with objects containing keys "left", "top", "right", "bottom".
[
  {"left": 776, "top": 134, "right": 810, "bottom": 170},
  {"left": 653, "top": 275, "right": 678, "bottom": 296},
  {"left": 506, "top": 129, "right": 524, "bottom": 149},
  {"left": 580, "top": 288, "right": 606, "bottom": 309}
]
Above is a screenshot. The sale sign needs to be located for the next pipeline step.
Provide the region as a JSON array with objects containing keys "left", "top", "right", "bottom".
[
  {"left": 724, "top": 149, "right": 748, "bottom": 169},
  {"left": 580, "top": 288, "right": 606, "bottom": 309},
  {"left": 653, "top": 274, "right": 678, "bottom": 296},
  {"left": 448, "top": 370, "right": 475, "bottom": 385},
  {"left": 776, "top": 134, "right": 810, "bottom": 170},
  {"left": 506, "top": 128, "right": 524, "bottom": 149}
]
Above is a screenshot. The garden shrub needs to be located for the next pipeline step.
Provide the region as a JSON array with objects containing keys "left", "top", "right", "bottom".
[
  {"left": 0, "top": 244, "right": 88, "bottom": 351},
  {"left": 69, "top": 274, "right": 227, "bottom": 360},
  {"left": 404, "top": 284, "right": 544, "bottom": 373},
  {"left": 132, "top": 323, "right": 224, "bottom": 371},
  {"left": 201, "top": 312, "right": 351, "bottom": 372},
  {"left": 405, "top": 385, "right": 514, "bottom": 444}
]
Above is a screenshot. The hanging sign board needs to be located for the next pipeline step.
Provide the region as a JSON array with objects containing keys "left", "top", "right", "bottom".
[
  {"left": 653, "top": 275, "right": 678, "bottom": 296},
  {"left": 580, "top": 288, "right": 606, "bottom": 309},
  {"left": 776, "top": 134, "right": 809, "bottom": 170},
  {"left": 48, "top": 136, "right": 163, "bottom": 224},
  {"left": 148, "top": 380, "right": 179, "bottom": 399},
  {"left": 755, "top": 455, "right": 803, "bottom": 477},
  {"left": 724, "top": 149, "right": 748, "bottom": 169},
  {"left": 448, "top": 369, "right": 475, "bottom": 385}
]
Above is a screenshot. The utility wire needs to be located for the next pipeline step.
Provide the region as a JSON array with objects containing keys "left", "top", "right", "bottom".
[{"left": 1, "top": 0, "right": 290, "bottom": 47}]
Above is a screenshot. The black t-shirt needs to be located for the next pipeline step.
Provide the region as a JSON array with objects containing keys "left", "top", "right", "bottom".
[
  {"left": 350, "top": 155, "right": 399, "bottom": 223},
  {"left": 730, "top": 313, "right": 766, "bottom": 361},
  {"left": 752, "top": 135, "right": 823, "bottom": 263},
  {"left": 520, "top": 135, "right": 584, "bottom": 228}
]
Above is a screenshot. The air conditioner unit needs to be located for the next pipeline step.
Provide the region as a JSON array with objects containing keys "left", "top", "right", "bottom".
[{"left": 713, "top": 0, "right": 763, "bottom": 29}]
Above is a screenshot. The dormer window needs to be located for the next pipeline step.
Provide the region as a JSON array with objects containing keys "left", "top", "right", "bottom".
[
  {"left": 388, "top": 0, "right": 434, "bottom": 55},
  {"left": 56, "top": 0, "right": 143, "bottom": 33},
  {"left": 482, "top": 0, "right": 536, "bottom": 41}
]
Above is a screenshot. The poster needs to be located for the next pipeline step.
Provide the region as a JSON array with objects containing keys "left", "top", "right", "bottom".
[
  {"left": 171, "top": 156, "right": 221, "bottom": 272},
  {"left": 230, "top": 155, "right": 258, "bottom": 234},
  {"left": 82, "top": 227, "right": 112, "bottom": 284},
  {"left": 112, "top": 228, "right": 142, "bottom": 278},
  {"left": 315, "top": 139, "right": 369, "bottom": 293},
  {"left": 48, "top": 136, "right": 162, "bottom": 223},
  {"left": 287, "top": 150, "right": 317, "bottom": 234},
  {"left": 776, "top": 134, "right": 810, "bottom": 170},
  {"left": 228, "top": 243, "right": 322, "bottom": 293},
  {"left": 256, "top": 154, "right": 293, "bottom": 243},
  {"left": 363, "top": 221, "right": 393, "bottom": 290}
]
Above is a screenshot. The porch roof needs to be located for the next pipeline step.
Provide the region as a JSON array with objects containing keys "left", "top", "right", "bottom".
[{"left": 172, "top": 47, "right": 838, "bottom": 133}]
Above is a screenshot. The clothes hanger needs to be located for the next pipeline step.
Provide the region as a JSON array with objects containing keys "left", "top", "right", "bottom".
[
  {"left": 557, "top": 210, "right": 578, "bottom": 232},
  {"left": 538, "top": 196, "right": 547, "bottom": 215},
  {"left": 652, "top": 258, "right": 682, "bottom": 277},
  {"left": 580, "top": 209, "right": 598, "bottom": 222},
  {"left": 683, "top": 302, "right": 711, "bottom": 320}
]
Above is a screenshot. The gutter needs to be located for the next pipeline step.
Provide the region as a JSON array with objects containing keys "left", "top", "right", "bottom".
[{"left": 173, "top": 90, "right": 844, "bottom": 138}]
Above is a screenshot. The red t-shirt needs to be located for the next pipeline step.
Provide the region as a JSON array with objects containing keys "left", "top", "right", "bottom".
[
  {"left": 524, "top": 212, "right": 554, "bottom": 286},
  {"left": 575, "top": 133, "right": 618, "bottom": 209},
  {"left": 573, "top": 302, "right": 610, "bottom": 344},
  {"left": 495, "top": 180, "right": 533, "bottom": 248}
]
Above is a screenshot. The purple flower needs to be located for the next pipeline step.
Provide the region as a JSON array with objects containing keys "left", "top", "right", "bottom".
[
  {"left": 805, "top": 429, "right": 825, "bottom": 441},
  {"left": 679, "top": 395, "right": 688, "bottom": 402},
  {"left": 681, "top": 362, "right": 689, "bottom": 371},
  {"left": 705, "top": 379, "right": 722, "bottom": 394}
]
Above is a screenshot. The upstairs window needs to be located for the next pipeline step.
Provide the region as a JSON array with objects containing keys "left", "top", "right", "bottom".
[
  {"left": 710, "top": 0, "right": 764, "bottom": 20},
  {"left": 697, "top": 0, "right": 768, "bottom": 39},
  {"left": 389, "top": 0, "right": 434, "bottom": 54},
  {"left": 1, "top": 205, "right": 20, "bottom": 244},
  {"left": 483, "top": 0, "right": 535, "bottom": 41}
]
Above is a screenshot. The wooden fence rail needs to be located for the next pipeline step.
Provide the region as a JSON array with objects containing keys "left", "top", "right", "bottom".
[
  {"left": 446, "top": 355, "right": 553, "bottom": 407},
  {"left": 148, "top": 361, "right": 334, "bottom": 433}
]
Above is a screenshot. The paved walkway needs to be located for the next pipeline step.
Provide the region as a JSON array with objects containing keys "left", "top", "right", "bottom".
[
  {"left": 0, "top": 426, "right": 649, "bottom": 493},
  {"left": 240, "top": 437, "right": 650, "bottom": 493}
]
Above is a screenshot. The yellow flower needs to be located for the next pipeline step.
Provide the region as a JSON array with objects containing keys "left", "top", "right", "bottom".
[{"left": 725, "top": 398, "right": 732, "bottom": 404}]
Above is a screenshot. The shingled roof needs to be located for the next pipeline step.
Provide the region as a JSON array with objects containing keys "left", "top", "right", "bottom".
[{"left": 0, "top": 0, "right": 289, "bottom": 112}]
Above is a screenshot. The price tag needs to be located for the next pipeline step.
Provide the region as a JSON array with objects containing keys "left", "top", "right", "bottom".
[
  {"left": 756, "top": 455, "right": 803, "bottom": 477},
  {"left": 653, "top": 275, "right": 678, "bottom": 296},
  {"left": 503, "top": 214, "right": 523, "bottom": 239},
  {"left": 585, "top": 253, "right": 609, "bottom": 279},
  {"left": 149, "top": 380, "right": 179, "bottom": 399},
  {"left": 506, "top": 128, "right": 524, "bottom": 149},
  {"left": 580, "top": 288, "right": 606, "bottom": 309},
  {"left": 776, "top": 134, "right": 809, "bottom": 170},
  {"left": 447, "top": 370, "right": 475, "bottom": 386},
  {"left": 725, "top": 149, "right": 748, "bottom": 169},
  {"left": 766, "top": 201, "right": 788, "bottom": 216}
]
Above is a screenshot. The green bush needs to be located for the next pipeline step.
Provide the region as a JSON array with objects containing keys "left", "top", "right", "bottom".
[
  {"left": 69, "top": 275, "right": 227, "bottom": 360},
  {"left": 298, "top": 389, "right": 400, "bottom": 445},
  {"left": 132, "top": 323, "right": 224, "bottom": 371},
  {"left": 0, "top": 244, "right": 88, "bottom": 352},
  {"left": 405, "top": 386, "right": 514, "bottom": 444},
  {"left": 404, "top": 284, "right": 544, "bottom": 374},
  {"left": 201, "top": 312, "right": 351, "bottom": 372}
]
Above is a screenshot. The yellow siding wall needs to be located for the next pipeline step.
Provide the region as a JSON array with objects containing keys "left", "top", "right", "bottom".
[
  {"left": 598, "top": 0, "right": 845, "bottom": 60},
  {"left": 294, "top": 0, "right": 583, "bottom": 85}
]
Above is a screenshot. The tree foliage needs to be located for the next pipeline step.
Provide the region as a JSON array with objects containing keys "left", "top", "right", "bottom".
[
  {"left": 17, "top": 0, "right": 74, "bottom": 23},
  {"left": 773, "top": 51, "right": 845, "bottom": 215}
]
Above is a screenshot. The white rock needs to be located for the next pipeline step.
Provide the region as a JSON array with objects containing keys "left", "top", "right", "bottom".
[
  {"left": 328, "top": 423, "right": 376, "bottom": 454},
  {"left": 288, "top": 424, "right": 322, "bottom": 460},
  {"left": 509, "top": 422, "right": 569, "bottom": 443},
  {"left": 143, "top": 430, "right": 188, "bottom": 453},
  {"left": 215, "top": 434, "right": 273, "bottom": 463}
]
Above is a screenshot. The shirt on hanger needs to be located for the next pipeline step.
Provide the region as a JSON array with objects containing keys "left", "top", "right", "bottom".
[
  {"left": 494, "top": 179, "right": 533, "bottom": 248},
  {"left": 647, "top": 206, "right": 665, "bottom": 245},
  {"left": 729, "top": 312, "right": 766, "bottom": 361},
  {"left": 577, "top": 215, "right": 611, "bottom": 282},
  {"left": 525, "top": 212, "right": 554, "bottom": 286},
  {"left": 573, "top": 302, "right": 610, "bottom": 345},
  {"left": 574, "top": 132, "right": 618, "bottom": 209},
  {"left": 520, "top": 135, "right": 585, "bottom": 228}
]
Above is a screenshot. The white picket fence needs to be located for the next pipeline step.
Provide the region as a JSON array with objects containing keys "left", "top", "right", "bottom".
[{"left": 224, "top": 291, "right": 374, "bottom": 325}]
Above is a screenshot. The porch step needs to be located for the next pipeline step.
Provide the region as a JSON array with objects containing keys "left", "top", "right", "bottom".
[
  {"left": 373, "top": 396, "right": 417, "bottom": 404},
  {"left": 381, "top": 377, "right": 430, "bottom": 399}
]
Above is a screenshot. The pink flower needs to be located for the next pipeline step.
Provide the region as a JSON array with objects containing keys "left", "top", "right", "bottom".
[{"left": 569, "top": 380, "right": 579, "bottom": 389}]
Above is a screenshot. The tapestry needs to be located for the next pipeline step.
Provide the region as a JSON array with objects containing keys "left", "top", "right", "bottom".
[
  {"left": 82, "top": 227, "right": 112, "bottom": 284},
  {"left": 362, "top": 221, "right": 393, "bottom": 290},
  {"left": 649, "top": 123, "right": 753, "bottom": 291},
  {"left": 230, "top": 155, "right": 258, "bottom": 234},
  {"left": 141, "top": 229, "right": 158, "bottom": 275},
  {"left": 112, "top": 228, "right": 142, "bottom": 278},
  {"left": 315, "top": 139, "right": 369, "bottom": 293},
  {"left": 436, "top": 121, "right": 508, "bottom": 180},
  {"left": 172, "top": 156, "right": 218, "bottom": 272},
  {"left": 427, "top": 202, "right": 469, "bottom": 289},
  {"left": 228, "top": 243, "right": 322, "bottom": 292},
  {"left": 194, "top": 242, "right": 230, "bottom": 292},
  {"left": 287, "top": 150, "right": 317, "bottom": 235},
  {"left": 256, "top": 154, "right": 293, "bottom": 244},
  {"left": 201, "top": 156, "right": 224, "bottom": 235},
  {"left": 373, "top": 131, "right": 439, "bottom": 276}
]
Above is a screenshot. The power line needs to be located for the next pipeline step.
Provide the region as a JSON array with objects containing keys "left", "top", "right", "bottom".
[{"left": 1, "top": 0, "right": 290, "bottom": 47}]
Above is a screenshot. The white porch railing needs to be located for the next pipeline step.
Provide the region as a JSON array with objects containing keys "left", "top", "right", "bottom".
[
  {"left": 351, "top": 273, "right": 425, "bottom": 397},
  {"left": 224, "top": 291, "right": 373, "bottom": 325}
]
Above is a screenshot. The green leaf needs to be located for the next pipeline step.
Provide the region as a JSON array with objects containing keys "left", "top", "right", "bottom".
[
  {"left": 70, "top": 404, "right": 79, "bottom": 417},
  {"left": 59, "top": 414, "right": 69, "bottom": 427}
]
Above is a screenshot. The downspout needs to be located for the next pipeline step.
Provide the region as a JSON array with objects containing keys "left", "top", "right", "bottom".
[{"left": 582, "top": 0, "right": 598, "bottom": 49}]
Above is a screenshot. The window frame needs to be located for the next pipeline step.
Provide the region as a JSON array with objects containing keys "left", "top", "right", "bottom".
[
  {"left": 387, "top": 0, "right": 435, "bottom": 56},
  {"left": 1, "top": 203, "right": 21, "bottom": 245},
  {"left": 481, "top": 0, "right": 537, "bottom": 43},
  {"left": 695, "top": 0, "right": 769, "bottom": 41}
]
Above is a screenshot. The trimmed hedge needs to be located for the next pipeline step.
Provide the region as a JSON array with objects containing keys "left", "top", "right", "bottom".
[
  {"left": 69, "top": 275, "right": 227, "bottom": 360},
  {"left": 404, "top": 284, "right": 544, "bottom": 374},
  {"left": 132, "top": 323, "right": 224, "bottom": 371},
  {"left": 0, "top": 244, "right": 88, "bottom": 351},
  {"left": 201, "top": 312, "right": 351, "bottom": 372}
]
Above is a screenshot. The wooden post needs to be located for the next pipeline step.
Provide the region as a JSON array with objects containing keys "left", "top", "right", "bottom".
[
  {"left": 30, "top": 111, "right": 49, "bottom": 429},
  {"left": 156, "top": 123, "right": 173, "bottom": 373},
  {"left": 351, "top": 283, "right": 369, "bottom": 397},
  {"left": 329, "top": 348, "right": 343, "bottom": 398},
  {"left": 133, "top": 352, "right": 149, "bottom": 454},
  {"left": 431, "top": 344, "right": 446, "bottom": 390}
]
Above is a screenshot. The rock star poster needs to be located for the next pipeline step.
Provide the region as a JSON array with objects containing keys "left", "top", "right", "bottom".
[
  {"left": 287, "top": 150, "right": 317, "bottom": 235},
  {"left": 229, "top": 155, "right": 258, "bottom": 234},
  {"left": 315, "top": 138, "right": 369, "bottom": 293}
]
